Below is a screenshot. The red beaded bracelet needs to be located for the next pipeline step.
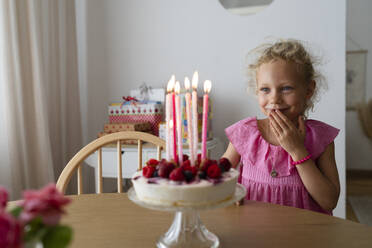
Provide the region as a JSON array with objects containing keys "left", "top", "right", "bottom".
[{"left": 291, "top": 154, "right": 311, "bottom": 166}]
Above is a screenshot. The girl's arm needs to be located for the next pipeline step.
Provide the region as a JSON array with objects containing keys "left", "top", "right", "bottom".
[
  {"left": 269, "top": 110, "right": 340, "bottom": 212},
  {"left": 291, "top": 142, "right": 340, "bottom": 212},
  {"left": 222, "top": 142, "right": 241, "bottom": 168}
]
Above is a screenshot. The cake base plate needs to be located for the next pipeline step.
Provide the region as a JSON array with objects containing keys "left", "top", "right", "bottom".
[{"left": 128, "top": 184, "right": 246, "bottom": 248}]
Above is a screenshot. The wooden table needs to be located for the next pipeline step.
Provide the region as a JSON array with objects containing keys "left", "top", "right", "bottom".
[{"left": 63, "top": 193, "right": 372, "bottom": 247}]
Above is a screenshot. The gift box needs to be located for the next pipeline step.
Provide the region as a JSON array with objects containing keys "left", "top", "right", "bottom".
[
  {"left": 104, "top": 122, "right": 152, "bottom": 133},
  {"left": 108, "top": 102, "right": 164, "bottom": 136}
]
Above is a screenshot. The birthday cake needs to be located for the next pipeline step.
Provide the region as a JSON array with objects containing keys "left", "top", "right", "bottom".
[{"left": 131, "top": 156, "right": 239, "bottom": 206}]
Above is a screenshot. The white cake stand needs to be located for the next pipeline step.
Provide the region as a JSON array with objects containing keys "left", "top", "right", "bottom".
[{"left": 128, "top": 184, "right": 247, "bottom": 248}]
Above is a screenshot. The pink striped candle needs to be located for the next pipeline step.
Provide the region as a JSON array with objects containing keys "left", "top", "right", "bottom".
[
  {"left": 175, "top": 81, "right": 183, "bottom": 165},
  {"left": 191, "top": 71, "right": 199, "bottom": 164},
  {"left": 172, "top": 90, "right": 178, "bottom": 164},
  {"left": 184, "top": 77, "right": 195, "bottom": 166},
  {"left": 201, "top": 80, "right": 211, "bottom": 161},
  {"left": 165, "top": 76, "right": 175, "bottom": 161}
]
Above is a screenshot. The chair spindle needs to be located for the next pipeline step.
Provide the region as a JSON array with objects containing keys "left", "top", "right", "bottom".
[
  {"left": 77, "top": 165, "right": 83, "bottom": 195},
  {"left": 117, "top": 141, "right": 123, "bottom": 193},
  {"left": 138, "top": 140, "right": 143, "bottom": 171},
  {"left": 97, "top": 148, "right": 103, "bottom": 194}
]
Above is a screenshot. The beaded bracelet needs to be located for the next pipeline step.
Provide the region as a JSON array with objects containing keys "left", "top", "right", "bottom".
[{"left": 291, "top": 154, "right": 311, "bottom": 166}]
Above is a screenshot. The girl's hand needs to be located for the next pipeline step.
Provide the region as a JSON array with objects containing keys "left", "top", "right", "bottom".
[{"left": 269, "top": 110, "right": 307, "bottom": 157}]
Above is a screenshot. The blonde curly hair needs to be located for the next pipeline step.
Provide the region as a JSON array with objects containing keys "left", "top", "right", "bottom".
[{"left": 246, "top": 39, "right": 327, "bottom": 115}]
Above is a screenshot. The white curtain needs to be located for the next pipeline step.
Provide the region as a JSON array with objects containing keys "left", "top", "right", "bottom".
[{"left": 0, "top": 0, "right": 82, "bottom": 199}]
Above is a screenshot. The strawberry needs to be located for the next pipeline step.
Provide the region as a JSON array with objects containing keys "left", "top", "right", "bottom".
[
  {"left": 219, "top": 158, "right": 231, "bottom": 172},
  {"left": 169, "top": 167, "right": 185, "bottom": 181},
  {"left": 207, "top": 164, "right": 221, "bottom": 179},
  {"left": 143, "top": 166, "right": 155, "bottom": 178},
  {"left": 146, "top": 158, "right": 159, "bottom": 167}
]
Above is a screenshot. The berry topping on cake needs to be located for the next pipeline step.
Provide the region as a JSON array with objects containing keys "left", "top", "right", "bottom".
[
  {"left": 207, "top": 164, "right": 221, "bottom": 179},
  {"left": 218, "top": 158, "right": 231, "bottom": 172},
  {"left": 183, "top": 170, "right": 194, "bottom": 182},
  {"left": 198, "top": 170, "right": 207, "bottom": 179},
  {"left": 182, "top": 154, "right": 189, "bottom": 162},
  {"left": 169, "top": 167, "right": 185, "bottom": 181},
  {"left": 201, "top": 159, "right": 217, "bottom": 172},
  {"left": 143, "top": 166, "right": 156, "bottom": 178},
  {"left": 146, "top": 158, "right": 159, "bottom": 167},
  {"left": 158, "top": 162, "right": 175, "bottom": 178}
]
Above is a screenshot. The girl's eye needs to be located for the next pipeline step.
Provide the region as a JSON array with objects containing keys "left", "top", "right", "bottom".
[
  {"left": 260, "top": 87, "right": 270, "bottom": 93},
  {"left": 282, "top": 86, "right": 293, "bottom": 91}
]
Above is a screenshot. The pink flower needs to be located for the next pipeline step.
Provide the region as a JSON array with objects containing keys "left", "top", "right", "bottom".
[
  {"left": 0, "top": 186, "right": 8, "bottom": 211},
  {"left": 20, "top": 183, "right": 70, "bottom": 226},
  {"left": 0, "top": 212, "right": 22, "bottom": 248}
]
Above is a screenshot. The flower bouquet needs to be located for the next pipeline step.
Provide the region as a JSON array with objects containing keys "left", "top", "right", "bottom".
[{"left": 0, "top": 184, "right": 72, "bottom": 248}]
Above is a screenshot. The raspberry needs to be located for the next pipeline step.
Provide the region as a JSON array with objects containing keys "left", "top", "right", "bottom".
[
  {"left": 219, "top": 158, "right": 231, "bottom": 172},
  {"left": 169, "top": 167, "right": 185, "bottom": 181},
  {"left": 158, "top": 162, "right": 175, "bottom": 178},
  {"left": 190, "top": 166, "right": 198, "bottom": 176},
  {"left": 146, "top": 158, "right": 159, "bottom": 167},
  {"left": 182, "top": 154, "right": 189, "bottom": 162},
  {"left": 207, "top": 164, "right": 221, "bottom": 179},
  {"left": 201, "top": 159, "right": 217, "bottom": 172},
  {"left": 143, "top": 166, "right": 155, "bottom": 178},
  {"left": 181, "top": 159, "right": 191, "bottom": 168},
  {"left": 180, "top": 162, "right": 191, "bottom": 172}
]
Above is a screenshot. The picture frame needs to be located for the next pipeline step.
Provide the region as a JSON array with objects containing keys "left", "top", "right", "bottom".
[{"left": 346, "top": 50, "right": 368, "bottom": 111}]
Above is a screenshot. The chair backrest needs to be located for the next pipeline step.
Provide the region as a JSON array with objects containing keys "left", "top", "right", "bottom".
[{"left": 56, "top": 131, "right": 165, "bottom": 194}]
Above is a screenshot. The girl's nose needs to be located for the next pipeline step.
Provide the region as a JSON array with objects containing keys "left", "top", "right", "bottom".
[{"left": 270, "top": 91, "right": 281, "bottom": 103}]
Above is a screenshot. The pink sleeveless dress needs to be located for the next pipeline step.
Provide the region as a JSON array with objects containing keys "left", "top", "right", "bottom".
[{"left": 225, "top": 117, "right": 340, "bottom": 215}]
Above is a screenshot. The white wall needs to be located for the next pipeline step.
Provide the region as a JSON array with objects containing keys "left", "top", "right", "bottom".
[
  {"left": 76, "top": 0, "right": 346, "bottom": 217},
  {"left": 346, "top": 0, "right": 372, "bottom": 170}
]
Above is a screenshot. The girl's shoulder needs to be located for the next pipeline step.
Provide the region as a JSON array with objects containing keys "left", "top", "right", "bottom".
[
  {"left": 225, "top": 116, "right": 261, "bottom": 155},
  {"left": 225, "top": 116, "right": 259, "bottom": 136},
  {"left": 305, "top": 119, "right": 340, "bottom": 159}
]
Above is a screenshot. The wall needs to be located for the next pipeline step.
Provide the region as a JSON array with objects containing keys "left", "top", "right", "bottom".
[
  {"left": 76, "top": 0, "right": 346, "bottom": 217},
  {"left": 346, "top": 0, "right": 372, "bottom": 170}
]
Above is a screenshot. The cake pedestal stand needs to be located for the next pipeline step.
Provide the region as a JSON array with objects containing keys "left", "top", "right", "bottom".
[{"left": 128, "top": 184, "right": 246, "bottom": 248}]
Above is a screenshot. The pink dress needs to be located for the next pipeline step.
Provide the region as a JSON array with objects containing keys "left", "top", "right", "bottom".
[{"left": 225, "top": 117, "right": 340, "bottom": 215}]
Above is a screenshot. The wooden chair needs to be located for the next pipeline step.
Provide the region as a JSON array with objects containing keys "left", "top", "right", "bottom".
[{"left": 56, "top": 131, "right": 165, "bottom": 194}]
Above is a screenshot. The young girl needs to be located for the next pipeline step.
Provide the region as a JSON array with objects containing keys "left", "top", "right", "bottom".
[{"left": 223, "top": 40, "right": 340, "bottom": 215}]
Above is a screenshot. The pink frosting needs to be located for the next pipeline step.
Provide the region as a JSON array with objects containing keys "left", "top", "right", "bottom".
[{"left": 225, "top": 117, "right": 339, "bottom": 214}]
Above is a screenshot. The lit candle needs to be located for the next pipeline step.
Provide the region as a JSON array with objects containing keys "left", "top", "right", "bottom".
[
  {"left": 172, "top": 80, "right": 178, "bottom": 164},
  {"left": 184, "top": 77, "right": 195, "bottom": 166},
  {"left": 191, "top": 71, "right": 199, "bottom": 164},
  {"left": 175, "top": 81, "right": 183, "bottom": 165},
  {"left": 201, "top": 80, "right": 211, "bottom": 161},
  {"left": 165, "top": 76, "right": 175, "bottom": 161}
]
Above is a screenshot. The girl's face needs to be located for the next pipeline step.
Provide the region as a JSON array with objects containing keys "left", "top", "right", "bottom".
[{"left": 256, "top": 59, "right": 314, "bottom": 122}]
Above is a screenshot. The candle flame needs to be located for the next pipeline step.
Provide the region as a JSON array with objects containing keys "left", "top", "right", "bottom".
[
  {"left": 184, "top": 77, "right": 190, "bottom": 90},
  {"left": 192, "top": 71, "right": 198, "bottom": 90},
  {"left": 175, "top": 81, "right": 180, "bottom": 94},
  {"left": 169, "top": 120, "right": 173, "bottom": 129},
  {"left": 167, "top": 75, "right": 175, "bottom": 93},
  {"left": 204, "top": 80, "right": 212, "bottom": 94}
]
